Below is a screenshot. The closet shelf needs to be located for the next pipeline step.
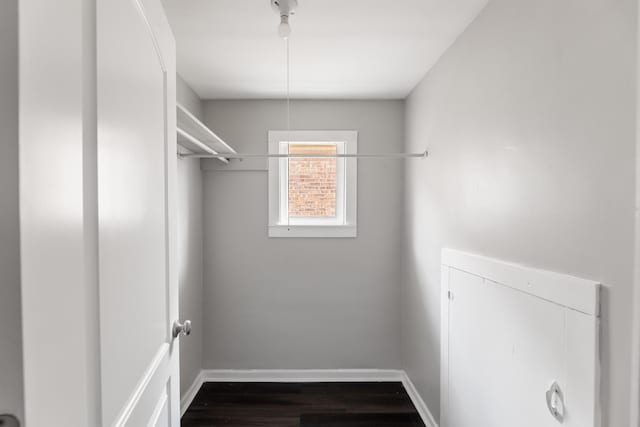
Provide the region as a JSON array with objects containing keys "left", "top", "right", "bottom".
[{"left": 176, "top": 103, "right": 237, "bottom": 164}]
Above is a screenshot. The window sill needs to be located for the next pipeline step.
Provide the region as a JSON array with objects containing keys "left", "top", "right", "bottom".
[{"left": 268, "top": 225, "right": 357, "bottom": 238}]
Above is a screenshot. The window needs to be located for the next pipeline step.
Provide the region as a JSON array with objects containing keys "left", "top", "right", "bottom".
[{"left": 268, "top": 130, "right": 357, "bottom": 238}]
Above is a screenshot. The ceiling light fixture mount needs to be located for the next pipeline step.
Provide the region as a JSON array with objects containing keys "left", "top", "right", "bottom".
[{"left": 271, "top": 0, "right": 298, "bottom": 39}]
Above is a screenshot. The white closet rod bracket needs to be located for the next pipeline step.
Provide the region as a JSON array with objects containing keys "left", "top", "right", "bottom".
[
  {"left": 178, "top": 150, "right": 429, "bottom": 160},
  {"left": 177, "top": 128, "right": 229, "bottom": 164}
]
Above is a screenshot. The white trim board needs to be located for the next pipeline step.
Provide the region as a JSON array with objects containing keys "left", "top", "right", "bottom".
[
  {"left": 442, "top": 249, "right": 601, "bottom": 316},
  {"left": 401, "top": 372, "right": 439, "bottom": 427},
  {"left": 180, "top": 370, "right": 205, "bottom": 417},
  {"left": 180, "top": 369, "right": 438, "bottom": 427}
]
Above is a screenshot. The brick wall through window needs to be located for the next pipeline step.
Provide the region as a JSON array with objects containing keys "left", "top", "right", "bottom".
[{"left": 288, "top": 143, "right": 337, "bottom": 218}]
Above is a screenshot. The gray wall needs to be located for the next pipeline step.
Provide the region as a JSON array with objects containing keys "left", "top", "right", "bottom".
[
  {"left": 177, "top": 156, "right": 204, "bottom": 396},
  {"left": 201, "top": 100, "right": 404, "bottom": 369},
  {"left": 177, "top": 74, "right": 204, "bottom": 120},
  {"left": 0, "top": 0, "right": 24, "bottom": 422},
  {"left": 176, "top": 75, "right": 205, "bottom": 397},
  {"left": 402, "top": 0, "right": 637, "bottom": 425}
]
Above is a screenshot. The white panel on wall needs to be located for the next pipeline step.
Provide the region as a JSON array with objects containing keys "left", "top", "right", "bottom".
[{"left": 441, "top": 250, "right": 600, "bottom": 427}]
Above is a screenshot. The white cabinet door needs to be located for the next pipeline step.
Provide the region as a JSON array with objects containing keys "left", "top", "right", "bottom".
[
  {"left": 97, "top": 0, "right": 179, "bottom": 425},
  {"left": 448, "top": 269, "right": 564, "bottom": 427},
  {"left": 441, "top": 250, "right": 600, "bottom": 427}
]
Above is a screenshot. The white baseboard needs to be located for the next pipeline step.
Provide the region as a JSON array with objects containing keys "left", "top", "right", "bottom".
[
  {"left": 181, "top": 369, "right": 438, "bottom": 427},
  {"left": 180, "top": 370, "right": 205, "bottom": 417},
  {"left": 201, "top": 368, "right": 404, "bottom": 383},
  {"left": 401, "top": 372, "right": 439, "bottom": 427}
]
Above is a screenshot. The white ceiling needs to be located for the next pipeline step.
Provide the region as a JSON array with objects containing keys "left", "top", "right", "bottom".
[{"left": 162, "top": 0, "right": 488, "bottom": 99}]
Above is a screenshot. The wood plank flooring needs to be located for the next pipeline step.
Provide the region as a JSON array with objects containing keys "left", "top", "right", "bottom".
[{"left": 181, "top": 382, "right": 426, "bottom": 427}]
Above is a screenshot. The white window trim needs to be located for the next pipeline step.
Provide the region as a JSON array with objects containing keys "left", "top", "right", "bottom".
[{"left": 268, "top": 130, "right": 358, "bottom": 238}]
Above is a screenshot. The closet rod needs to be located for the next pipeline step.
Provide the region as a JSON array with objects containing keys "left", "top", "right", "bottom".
[{"left": 179, "top": 150, "right": 428, "bottom": 160}]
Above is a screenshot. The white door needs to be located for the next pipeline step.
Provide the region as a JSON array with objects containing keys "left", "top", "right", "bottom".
[{"left": 98, "top": 0, "right": 180, "bottom": 425}]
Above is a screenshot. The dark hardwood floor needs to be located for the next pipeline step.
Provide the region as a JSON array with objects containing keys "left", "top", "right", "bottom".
[{"left": 181, "top": 382, "right": 426, "bottom": 427}]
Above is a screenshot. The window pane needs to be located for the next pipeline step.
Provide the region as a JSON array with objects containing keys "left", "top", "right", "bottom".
[{"left": 288, "top": 143, "right": 337, "bottom": 218}]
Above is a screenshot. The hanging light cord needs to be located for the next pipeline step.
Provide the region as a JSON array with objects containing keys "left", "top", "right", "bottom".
[
  {"left": 285, "top": 36, "right": 291, "bottom": 228},
  {"left": 286, "top": 36, "right": 291, "bottom": 133}
]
